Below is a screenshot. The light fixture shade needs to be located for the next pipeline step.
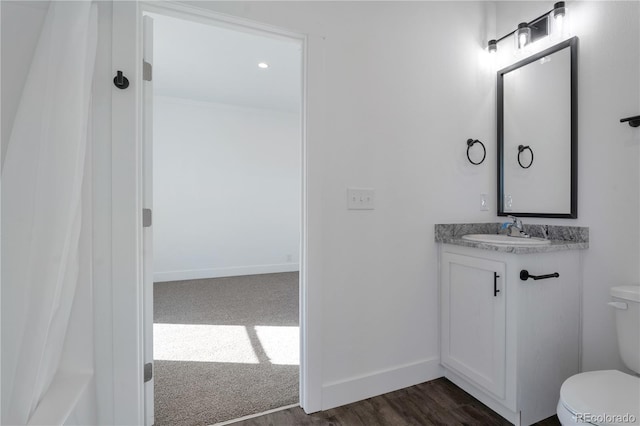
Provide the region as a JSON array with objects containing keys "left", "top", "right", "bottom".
[
  {"left": 553, "top": 1, "right": 566, "bottom": 18},
  {"left": 514, "top": 22, "right": 531, "bottom": 50},
  {"left": 488, "top": 39, "right": 497, "bottom": 54},
  {"left": 552, "top": 1, "right": 569, "bottom": 39}
]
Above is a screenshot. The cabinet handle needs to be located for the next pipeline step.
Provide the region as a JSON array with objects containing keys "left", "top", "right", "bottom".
[
  {"left": 519, "top": 270, "right": 559, "bottom": 281},
  {"left": 494, "top": 272, "right": 500, "bottom": 297}
]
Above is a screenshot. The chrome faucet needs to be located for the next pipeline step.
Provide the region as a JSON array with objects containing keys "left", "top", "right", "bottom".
[{"left": 502, "top": 215, "right": 530, "bottom": 238}]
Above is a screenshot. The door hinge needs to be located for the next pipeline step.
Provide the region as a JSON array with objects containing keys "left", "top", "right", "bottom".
[
  {"left": 143, "top": 60, "right": 152, "bottom": 81},
  {"left": 144, "top": 362, "right": 153, "bottom": 382},
  {"left": 143, "top": 208, "right": 152, "bottom": 227}
]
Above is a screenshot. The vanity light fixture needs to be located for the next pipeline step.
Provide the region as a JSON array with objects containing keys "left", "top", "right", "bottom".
[
  {"left": 553, "top": 2, "right": 566, "bottom": 20},
  {"left": 515, "top": 23, "right": 531, "bottom": 50},
  {"left": 552, "top": 2, "right": 568, "bottom": 38},
  {"left": 486, "top": 2, "right": 569, "bottom": 54},
  {"left": 488, "top": 39, "right": 497, "bottom": 54}
]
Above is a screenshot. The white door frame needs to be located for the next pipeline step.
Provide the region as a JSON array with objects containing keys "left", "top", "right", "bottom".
[{"left": 111, "top": 2, "right": 324, "bottom": 423}]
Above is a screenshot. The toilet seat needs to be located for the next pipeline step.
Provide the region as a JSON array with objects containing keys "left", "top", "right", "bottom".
[{"left": 559, "top": 370, "right": 640, "bottom": 426}]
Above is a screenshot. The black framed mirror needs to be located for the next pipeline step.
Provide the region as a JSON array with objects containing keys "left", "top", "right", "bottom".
[{"left": 497, "top": 37, "right": 578, "bottom": 218}]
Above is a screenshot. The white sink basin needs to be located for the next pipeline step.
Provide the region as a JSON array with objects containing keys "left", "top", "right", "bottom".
[{"left": 461, "top": 234, "right": 551, "bottom": 246}]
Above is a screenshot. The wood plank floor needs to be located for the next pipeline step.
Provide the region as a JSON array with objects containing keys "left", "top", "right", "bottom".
[{"left": 228, "top": 378, "right": 561, "bottom": 426}]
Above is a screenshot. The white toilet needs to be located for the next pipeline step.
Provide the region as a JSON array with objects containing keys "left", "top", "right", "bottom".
[{"left": 557, "top": 285, "right": 640, "bottom": 426}]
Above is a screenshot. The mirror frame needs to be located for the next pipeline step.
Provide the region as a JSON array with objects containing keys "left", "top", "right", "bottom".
[{"left": 497, "top": 36, "right": 578, "bottom": 218}]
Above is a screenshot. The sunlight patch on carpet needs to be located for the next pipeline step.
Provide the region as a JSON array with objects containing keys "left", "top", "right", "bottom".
[
  {"left": 154, "top": 324, "right": 260, "bottom": 363},
  {"left": 154, "top": 324, "right": 300, "bottom": 365},
  {"left": 255, "top": 326, "right": 299, "bottom": 365}
]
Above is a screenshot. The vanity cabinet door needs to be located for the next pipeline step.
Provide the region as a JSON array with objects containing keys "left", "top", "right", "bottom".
[{"left": 441, "top": 252, "right": 507, "bottom": 400}]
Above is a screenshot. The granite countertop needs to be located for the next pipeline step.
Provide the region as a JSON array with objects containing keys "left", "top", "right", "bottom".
[{"left": 434, "top": 223, "right": 589, "bottom": 254}]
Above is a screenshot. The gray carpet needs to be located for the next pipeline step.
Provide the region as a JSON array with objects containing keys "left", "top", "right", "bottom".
[{"left": 154, "top": 272, "right": 299, "bottom": 426}]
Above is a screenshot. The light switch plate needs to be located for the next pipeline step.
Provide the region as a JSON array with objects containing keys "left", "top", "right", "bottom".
[
  {"left": 347, "top": 188, "right": 375, "bottom": 210},
  {"left": 504, "top": 194, "right": 513, "bottom": 211},
  {"left": 480, "top": 193, "right": 489, "bottom": 211}
]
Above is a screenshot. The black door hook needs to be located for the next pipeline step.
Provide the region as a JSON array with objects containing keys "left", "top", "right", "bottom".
[{"left": 113, "top": 70, "right": 130, "bottom": 89}]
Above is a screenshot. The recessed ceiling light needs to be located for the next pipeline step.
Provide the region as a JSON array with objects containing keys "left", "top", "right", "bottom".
[{"left": 258, "top": 62, "right": 269, "bottom": 69}]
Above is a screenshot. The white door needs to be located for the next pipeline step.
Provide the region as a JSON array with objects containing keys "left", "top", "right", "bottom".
[
  {"left": 441, "top": 252, "right": 506, "bottom": 400},
  {"left": 142, "top": 14, "right": 155, "bottom": 426}
]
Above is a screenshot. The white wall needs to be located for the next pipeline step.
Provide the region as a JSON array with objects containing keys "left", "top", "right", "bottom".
[
  {"left": 186, "top": 0, "right": 497, "bottom": 409},
  {"left": 570, "top": 0, "right": 639, "bottom": 373},
  {"left": 152, "top": 96, "right": 300, "bottom": 281},
  {"left": 495, "top": 1, "right": 640, "bottom": 373},
  {"left": 90, "top": 2, "right": 116, "bottom": 422},
  {"left": 189, "top": 0, "right": 640, "bottom": 406}
]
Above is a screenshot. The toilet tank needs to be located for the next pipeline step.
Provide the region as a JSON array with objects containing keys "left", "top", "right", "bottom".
[{"left": 610, "top": 286, "right": 640, "bottom": 373}]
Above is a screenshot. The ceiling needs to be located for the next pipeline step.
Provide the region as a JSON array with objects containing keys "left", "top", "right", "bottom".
[{"left": 150, "top": 13, "right": 302, "bottom": 113}]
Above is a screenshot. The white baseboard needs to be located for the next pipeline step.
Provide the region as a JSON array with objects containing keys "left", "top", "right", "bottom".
[
  {"left": 321, "top": 357, "right": 443, "bottom": 410},
  {"left": 154, "top": 263, "right": 300, "bottom": 282}
]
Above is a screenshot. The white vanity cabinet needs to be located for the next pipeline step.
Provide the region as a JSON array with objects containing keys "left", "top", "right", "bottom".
[
  {"left": 439, "top": 244, "right": 582, "bottom": 426},
  {"left": 441, "top": 253, "right": 507, "bottom": 401}
]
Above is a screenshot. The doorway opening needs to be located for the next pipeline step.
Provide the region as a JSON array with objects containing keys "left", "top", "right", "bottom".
[{"left": 145, "top": 10, "right": 303, "bottom": 426}]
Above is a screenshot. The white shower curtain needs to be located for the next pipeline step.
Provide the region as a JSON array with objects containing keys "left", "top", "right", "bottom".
[{"left": 1, "top": 2, "right": 97, "bottom": 424}]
